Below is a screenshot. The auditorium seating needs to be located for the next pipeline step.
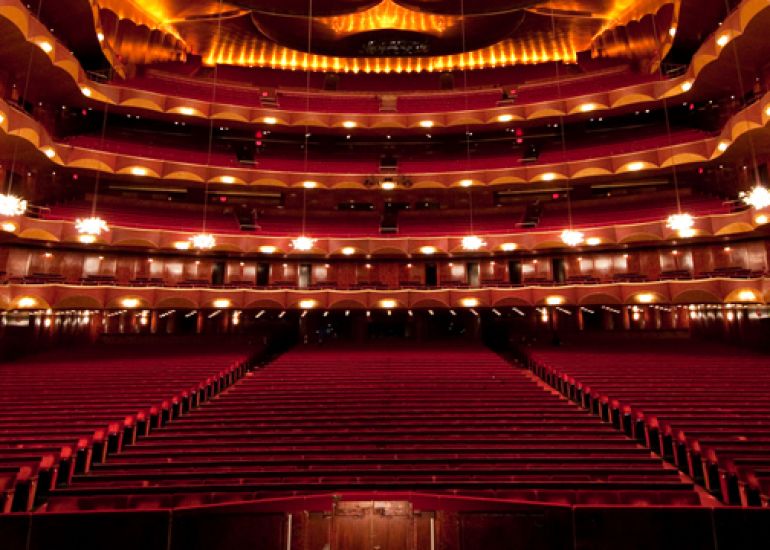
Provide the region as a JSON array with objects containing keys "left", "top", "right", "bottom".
[
  {"left": 0, "top": 342, "right": 253, "bottom": 512},
  {"left": 44, "top": 346, "right": 699, "bottom": 511},
  {"left": 60, "top": 128, "right": 708, "bottom": 175},
  {"left": 525, "top": 339, "right": 770, "bottom": 506},
  {"left": 44, "top": 194, "right": 727, "bottom": 237},
  {"left": 117, "top": 65, "right": 657, "bottom": 113}
]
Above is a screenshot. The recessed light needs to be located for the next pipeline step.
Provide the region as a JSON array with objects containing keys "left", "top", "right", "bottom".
[
  {"left": 419, "top": 120, "right": 434, "bottom": 128},
  {"left": 716, "top": 34, "right": 730, "bottom": 47},
  {"left": 497, "top": 114, "right": 514, "bottom": 122},
  {"left": 342, "top": 121, "right": 357, "bottom": 128}
]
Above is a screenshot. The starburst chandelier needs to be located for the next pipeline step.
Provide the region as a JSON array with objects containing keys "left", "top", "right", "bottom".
[
  {"left": 190, "top": 233, "right": 216, "bottom": 250},
  {"left": 666, "top": 213, "right": 695, "bottom": 238},
  {"left": 740, "top": 185, "right": 770, "bottom": 210},
  {"left": 291, "top": 236, "right": 316, "bottom": 251},
  {"left": 75, "top": 216, "right": 109, "bottom": 244},
  {"left": 0, "top": 194, "right": 27, "bottom": 217},
  {"left": 561, "top": 229, "right": 585, "bottom": 247},
  {"left": 461, "top": 235, "right": 486, "bottom": 251}
]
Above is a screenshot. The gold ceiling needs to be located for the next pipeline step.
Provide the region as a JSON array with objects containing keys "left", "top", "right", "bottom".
[{"left": 92, "top": 0, "right": 680, "bottom": 72}]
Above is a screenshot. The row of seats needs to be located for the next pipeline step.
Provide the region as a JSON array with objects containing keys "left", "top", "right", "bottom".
[
  {"left": 119, "top": 67, "right": 653, "bottom": 114},
  {"left": 0, "top": 343, "right": 254, "bottom": 512},
  {"left": 60, "top": 128, "right": 708, "bottom": 175},
  {"left": 45, "top": 346, "right": 700, "bottom": 511},
  {"left": 524, "top": 339, "right": 770, "bottom": 506},
  {"left": 43, "top": 194, "right": 728, "bottom": 237}
]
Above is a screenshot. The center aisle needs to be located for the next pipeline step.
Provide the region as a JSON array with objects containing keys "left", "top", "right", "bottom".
[{"left": 46, "top": 346, "right": 698, "bottom": 511}]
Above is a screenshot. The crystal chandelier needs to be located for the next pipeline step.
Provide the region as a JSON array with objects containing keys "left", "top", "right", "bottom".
[
  {"left": 75, "top": 216, "right": 109, "bottom": 236},
  {"left": 291, "top": 236, "right": 316, "bottom": 251},
  {"left": 561, "top": 229, "right": 584, "bottom": 247},
  {"left": 0, "top": 194, "right": 27, "bottom": 217},
  {"left": 666, "top": 213, "right": 695, "bottom": 238},
  {"left": 461, "top": 235, "right": 486, "bottom": 251},
  {"left": 740, "top": 185, "right": 770, "bottom": 210},
  {"left": 190, "top": 233, "right": 216, "bottom": 250}
]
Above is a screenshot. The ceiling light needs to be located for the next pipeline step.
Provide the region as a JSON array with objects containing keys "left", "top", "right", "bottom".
[
  {"left": 380, "top": 299, "right": 397, "bottom": 309},
  {"left": 0, "top": 113, "right": 4, "bottom": 124},
  {"left": 419, "top": 120, "right": 434, "bottom": 128},
  {"left": 579, "top": 103, "right": 597, "bottom": 113},
  {"left": 717, "top": 140, "right": 730, "bottom": 152},
  {"left": 586, "top": 237, "right": 601, "bottom": 246},
  {"left": 302, "top": 180, "right": 318, "bottom": 189},
  {"left": 1, "top": 221, "right": 17, "bottom": 232},
  {"left": 77, "top": 234, "right": 96, "bottom": 244},
  {"left": 190, "top": 233, "right": 216, "bottom": 250},
  {"left": 561, "top": 229, "right": 584, "bottom": 247},
  {"left": 459, "top": 179, "right": 473, "bottom": 188},
  {"left": 299, "top": 299, "right": 316, "bottom": 309},
  {"left": 259, "top": 245, "right": 277, "bottom": 254},
  {"left": 220, "top": 176, "right": 235, "bottom": 184},
  {"left": 292, "top": 236, "right": 316, "bottom": 251},
  {"left": 263, "top": 116, "right": 277, "bottom": 125},
  {"left": 716, "top": 33, "right": 730, "bottom": 47},
  {"left": 681, "top": 80, "right": 693, "bottom": 92},
  {"left": 541, "top": 172, "right": 556, "bottom": 181},
  {"left": 461, "top": 236, "right": 486, "bottom": 251},
  {"left": 419, "top": 246, "right": 437, "bottom": 255},
  {"left": 669, "top": 27, "right": 677, "bottom": 38},
  {"left": 737, "top": 290, "right": 757, "bottom": 302},
  {"left": 341, "top": 246, "right": 356, "bottom": 256},
  {"left": 460, "top": 297, "right": 479, "bottom": 308},
  {"left": 627, "top": 161, "right": 645, "bottom": 171},
  {"left": 43, "top": 147, "right": 56, "bottom": 159},
  {"left": 0, "top": 194, "right": 27, "bottom": 216},
  {"left": 121, "top": 298, "right": 140, "bottom": 308},
  {"left": 666, "top": 213, "right": 695, "bottom": 238},
  {"left": 381, "top": 180, "right": 396, "bottom": 190},
  {"left": 179, "top": 107, "right": 195, "bottom": 116},
  {"left": 755, "top": 214, "right": 768, "bottom": 225},
  {"left": 500, "top": 242, "right": 517, "bottom": 252},
  {"left": 173, "top": 241, "right": 191, "bottom": 250},
  {"left": 130, "top": 167, "right": 148, "bottom": 176},
  {"left": 80, "top": 86, "right": 92, "bottom": 97},
  {"left": 740, "top": 185, "right": 770, "bottom": 210},
  {"left": 766, "top": 104, "right": 770, "bottom": 117},
  {"left": 342, "top": 121, "right": 357, "bottom": 128},
  {"left": 637, "top": 293, "right": 655, "bottom": 304},
  {"left": 545, "top": 296, "right": 564, "bottom": 305},
  {"left": 213, "top": 299, "right": 231, "bottom": 309},
  {"left": 18, "top": 297, "right": 38, "bottom": 308},
  {"left": 497, "top": 114, "right": 514, "bottom": 122},
  {"left": 36, "top": 41, "right": 53, "bottom": 53},
  {"left": 97, "top": 32, "right": 105, "bottom": 42}
]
